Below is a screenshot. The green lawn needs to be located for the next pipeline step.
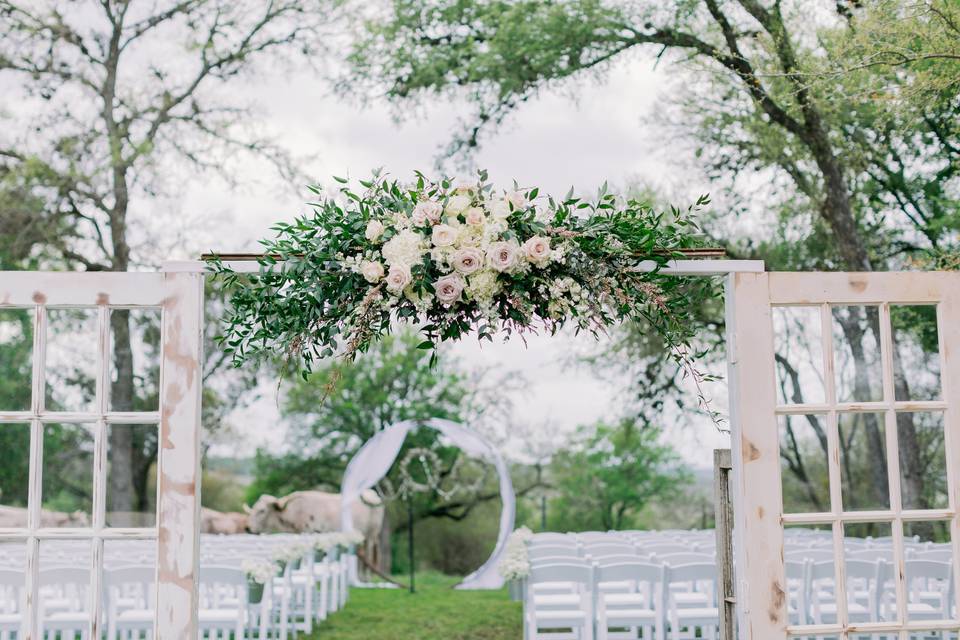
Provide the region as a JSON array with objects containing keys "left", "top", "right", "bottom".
[{"left": 305, "top": 572, "right": 522, "bottom": 639}]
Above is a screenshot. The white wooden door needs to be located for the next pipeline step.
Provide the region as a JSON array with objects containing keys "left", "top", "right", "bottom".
[
  {"left": 0, "top": 269, "right": 204, "bottom": 638},
  {"left": 727, "top": 272, "right": 960, "bottom": 639}
]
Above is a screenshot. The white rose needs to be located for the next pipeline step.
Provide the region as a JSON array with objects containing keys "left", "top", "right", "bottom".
[
  {"left": 505, "top": 190, "right": 528, "bottom": 211},
  {"left": 486, "top": 241, "right": 520, "bottom": 272},
  {"left": 445, "top": 194, "right": 471, "bottom": 215},
  {"left": 385, "top": 264, "right": 412, "bottom": 294},
  {"left": 451, "top": 247, "right": 485, "bottom": 275},
  {"left": 488, "top": 198, "right": 511, "bottom": 220},
  {"left": 465, "top": 207, "right": 485, "bottom": 226},
  {"left": 360, "top": 260, "right": 385, "bottom": 283},
  {"left": 381, "top": 229, "right": 425, "bottom": 267},
  {"left": 365, "top": 219, "right": 385, "bottom": 242},
  {"left": 434, "top": 274, "right": 466, "bottom": 305},
  {"left": 412, "top": 200, "right": 443, "bottom": 225},
  {"left": 454, "top": 179, "right": 475, "bottom": 194},
  {"left": 522, "top": 236, "right": 552, "bottom": 266},
  {"left": 431, "top": 224, "right": 457, "bottom": 248}
]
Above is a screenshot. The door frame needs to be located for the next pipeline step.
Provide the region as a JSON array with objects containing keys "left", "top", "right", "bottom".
[{"left": 726, "top": 271, "right": 960, "bottom": 638}]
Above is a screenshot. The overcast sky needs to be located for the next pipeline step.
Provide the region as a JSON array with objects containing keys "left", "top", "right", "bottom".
[{"left": 171, "top": 56, "right": 731, "bottom": 468}]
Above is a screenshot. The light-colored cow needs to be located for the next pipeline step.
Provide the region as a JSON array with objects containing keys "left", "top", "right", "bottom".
[
  {"left": 0, "top": 505, "right": 90, "bottom": 528},
  {"left": 200, "top": 508, "right": 248, "bottom": 535},
  {"left": 244, "top": 490, "right": 384, "bottom": 569}
]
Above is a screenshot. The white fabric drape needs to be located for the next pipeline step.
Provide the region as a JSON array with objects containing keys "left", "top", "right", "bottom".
[{"left": 340, "top": 418, "right": 515, "bottom": 589}]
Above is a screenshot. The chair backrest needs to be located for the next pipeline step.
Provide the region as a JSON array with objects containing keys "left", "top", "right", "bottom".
[
  {"left": 905, "top": 559, "right": 952, "bottom": 590},
  {"left": 528, "top": 545, "right": 580, "bottom": 560},
  {"left": 0, "top": 569, "right": 25, "bottom": 616},
  {"left": 664, "top": 563, "right": 717, "bottom": 607},
  {"left": 531, "top": 556, "right": 589, "bottom": 567},
  {"left": 785, "top": 548, "right": 836, "bottom": 563},
  {"left": 595, "top": 554, "right": 647, "bottom": 567},
  {"left": 198, "top": 566, "right": 247, "bottom": 609},
  {"left": 38, "top": 567, "right": 90, "bottom": 613},
  {"left": 656, "top": 552, "right": 715, "bottom": 566},
  {"left": 595, "top": 561, "right": 664, "bottom": 585},
  {"left": 583, "top": 544, "right": 637, "bottom": 558},
  {"left": 529, "top": 563, "right": 594, "bottom": 588},
  {"left": 104, "top": 565, "right": 156, "bottom": 609},
  {"left": 640, "top": 544, "right": 690, "bottom": 555}
]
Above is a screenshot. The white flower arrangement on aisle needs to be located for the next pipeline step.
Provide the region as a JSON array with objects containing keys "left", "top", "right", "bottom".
[
  {"left": 215, "top": 171, "right": 712, "bottom": 388},
  {"left": 241, "top": 558, "right": 280, "bottom": 585},
  {"left": 310, "top": 531, "right": 365, "bottom": 553},
  {"left": 497, "top": 526, "right": 533, "bottom": 581},
  {"left": 271, "top": 539, "right": 312, "bottom": 565}
]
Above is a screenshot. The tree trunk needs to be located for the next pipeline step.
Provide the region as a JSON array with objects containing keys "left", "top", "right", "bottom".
[{"left": 108, "top": 309, "right": 136, "bottom": 514}]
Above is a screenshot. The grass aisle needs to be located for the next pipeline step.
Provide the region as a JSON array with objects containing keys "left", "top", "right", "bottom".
[{"left": 306, "top": 572, "right": 522, "bottom": 639}]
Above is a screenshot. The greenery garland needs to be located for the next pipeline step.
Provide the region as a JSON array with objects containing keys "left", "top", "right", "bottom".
[{"left": 213, "top": 170, "right": 714, "bottom": 384}]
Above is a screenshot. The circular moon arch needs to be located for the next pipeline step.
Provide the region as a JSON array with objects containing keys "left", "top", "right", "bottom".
[{"left": 340, "top": 418, "right": 516, "bottom": 589}]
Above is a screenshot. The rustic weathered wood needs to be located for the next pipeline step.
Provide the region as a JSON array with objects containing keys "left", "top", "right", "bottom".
[
  {"left": 725, "top": 272, "right": 786, "bottom": 639},
  {"left": 155, "top": 270, "right": 205, "bottom": 639},
  {"left": 713, "top": 448, "right": 735, "bottom": 640},
  {"left": 732, "top": 271, "right": 960, "bottom": 639},
  {"left": 0, "top": 269, "right": 204, "bottom": 637}
]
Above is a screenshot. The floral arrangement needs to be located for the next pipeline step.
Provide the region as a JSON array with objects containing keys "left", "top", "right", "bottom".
[
  {"left": 271, "top": 540, "right": 313, "bottom": 566},
  {"left": 497, "top": 526, "right": 533, "bottom": 581},
  {"left": 214, "top": 171, "right": 712, "bottom": 379},
  {"left": 241, "top": 558, "right": 280, "bottom": 585},
  {"left": 311, "top": 531, "right": 365, "bottom": 553}
]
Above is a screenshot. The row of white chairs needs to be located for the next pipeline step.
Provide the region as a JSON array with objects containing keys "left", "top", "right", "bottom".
[
  {"left": 0, "top": 534, "right": 352, "bottom": 639},
  {"left": 522, "top": 530, "right": 957, "bottom": 640}
]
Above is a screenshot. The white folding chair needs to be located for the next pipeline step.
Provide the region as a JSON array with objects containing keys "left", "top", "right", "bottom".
[
  {"left": 104, "top": 565, "right": 155, "bottom": 640},
  {"left": 198, "top": 566, "right": 247, "bottom": 639},
  {"left": 665, "top": 563, "right": 718, "bottom": 640},
  {"left": 0, "top": 569, "right": 24, "bottom": 640},
  {"left": 525, "top": 563, "right": 595, "bottom": 640},
  {"left": 905, "top": 559, "right": 953, "bottom": 621},
  {"left": 37, "top": 566, "right": 91, "bottom": 638},
  {"left": 595, "top": 562, "right": 666, "bottom": 640}
]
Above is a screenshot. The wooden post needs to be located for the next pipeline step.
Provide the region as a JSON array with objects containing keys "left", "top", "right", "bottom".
[{"left": 714, "top": 448, "right": 735, "bottom": 640}]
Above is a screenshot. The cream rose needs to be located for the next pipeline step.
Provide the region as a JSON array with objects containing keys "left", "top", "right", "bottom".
[
  {"left": 434, "top": 274, "right": 466, "bottom": 305},
  {"left": 465, "top": 207, "right": 485, "bottom": 226},
  {"left": 451, "top": 247, "right": 484, "bottom": 275},
  {"left": 431, "top": 224, "right": 457, "bottom": 247},
  {"left": 486, "top": 241, "right": 520, "bottom": 272},
  {"left": 505, "top": 190, "right": 528, "bottom": 211},
  {"left": 488, "top": 198, "right": 511, "bottom": 220},
  {"left": 385, "top": 264, "right": 412, "bottom": 293},
  {"left": 365, "top": 219, "right": 385, "bottom": 242},
  {"left": 522, "top": 236, "right": 552, "bottom": 266},
  {"left": 445, "top": 194, "right": 471, "bottom": 215},
  {"left": 412, "top": 200, "right": 443, "bottom": 225},
  {"left": 359, "top": 260, "right": 384, "bottom": 283}
]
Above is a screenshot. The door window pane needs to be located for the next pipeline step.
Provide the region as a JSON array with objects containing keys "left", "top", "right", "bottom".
[
  {"left": 0, "top": 423, "right": 30, "bottom": 508},
  {"left": 773, "top": 306, "right": 826, "bottom": 405},
  {"left": 42, "top": 423, "right": 94, "bottom": 527},
  {"left": 109, "top": 309, "right": 161, "bottom": 412},
  {"left": 106, "top": 423, "right": 158, "bottom": 527},
  {"left": 45, "top": 309, "right": 98, "bottom": 413},
  {"left": 890, "top": 305, "right": 941, "bottom": 402},
  {"left": 779, "top": 414, "right": 830, "bottom": 513},
  {"left": 898, "top": 412, "right": 948, "bottom": 510},
  {"left": 838, "top": 412, "right": 890, "bottom": 511},
  {"left": 0, "top": 309, "right": 33, "bottom": 411},
  {"left": 832, "top": 306, "right": 884, "bottom": 403}
]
